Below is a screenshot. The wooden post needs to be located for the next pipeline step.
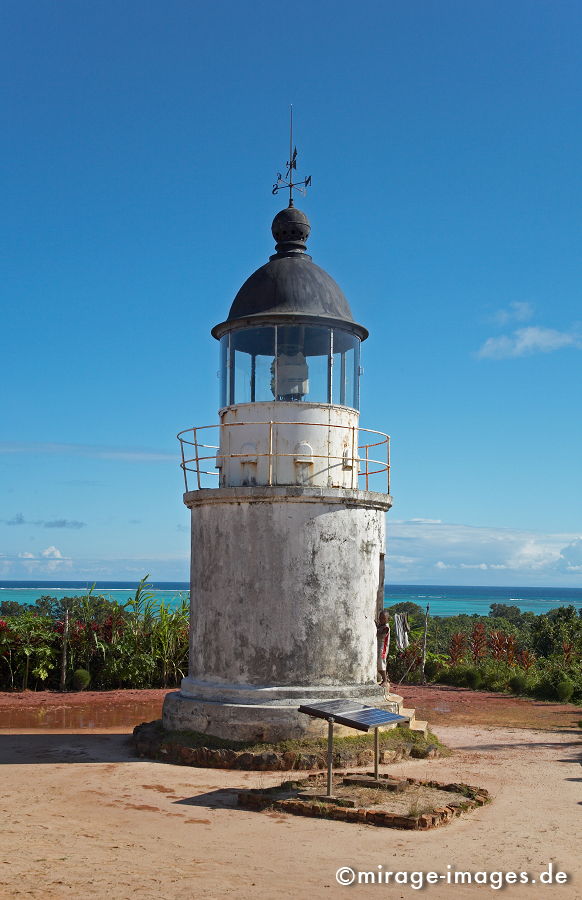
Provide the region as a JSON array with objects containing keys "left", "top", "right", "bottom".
[
  {"left": 421, "top": 603, "right": 430, "bottom": 685},
  {"left": 59, "top": 607, "right": 69, "bottom": 692},
  {"left": 374, "top": 727, "right": 379, "bottom": 779}
]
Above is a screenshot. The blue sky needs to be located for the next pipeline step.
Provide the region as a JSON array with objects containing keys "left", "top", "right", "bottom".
[{"left": 1, "top": 0, "right": 581, "bottom": 586}]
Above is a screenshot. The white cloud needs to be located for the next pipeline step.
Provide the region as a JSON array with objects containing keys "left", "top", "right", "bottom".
[
  {"left": 0, "top": 550, "right": 188, "bottom": 580},
  {"left": 0, "top": 442, "right": 174, "bottom": 462},
  {"left": 388, "top": 519, "right": 582, "bottom": 585},
  {"left": 408, "top": 518, "right": 442, "bottom": 525},
  {"left": 554, "top": 538, "right": 582, "bottom": 574},
  {"left": 506, "top": 538, "right": 560, "bottom": 571},
  {"left": 493, "top": 301, "right": 534, "bottom": 325},
  {"left": 41, "top": 546, "right": 64, "bottom": 559},
  {"left": 435, "top": 561, "right": 504, "bottom": 571},
  {"left": 3, "top": 546, "right": 72, "bottom": 575},
  {"left": 478, "top": 326, "right": 582, "bottom": 359}
]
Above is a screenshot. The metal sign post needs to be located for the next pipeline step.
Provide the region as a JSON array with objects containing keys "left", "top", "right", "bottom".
[
  {"left": 326, "top": 717, "right": 334, "bottom": 797},
  {"left": 298, "top": 700, "right": 410, "bottom": 796}
]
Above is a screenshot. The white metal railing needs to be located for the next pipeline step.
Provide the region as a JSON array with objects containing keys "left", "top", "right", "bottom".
[{"left": 177, "top": 420, "right": 390, "bottom": 493}]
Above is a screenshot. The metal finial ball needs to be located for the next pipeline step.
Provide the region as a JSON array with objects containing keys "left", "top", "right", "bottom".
[{"left": 271, "top": 207, "right": 311, "bottom": 246}]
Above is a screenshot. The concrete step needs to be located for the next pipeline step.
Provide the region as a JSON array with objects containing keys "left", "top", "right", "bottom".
[
  {"left": 409, "top": 719, "right": 429, "bottom": 736},
  {"left": 399, "top": 707, "right": 429, "bottom": 738},
  {"left": 386, "top": 692, "right": 404, "bottom": 709},
  {"left": 376, "top": 690, "right": 430, "bottom": 738}
]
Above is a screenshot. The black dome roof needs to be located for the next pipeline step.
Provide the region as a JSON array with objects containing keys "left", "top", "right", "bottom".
[
  {"left": 211, "top": 207, "right": 368, "bottom": 340},
  {"left": 228, "top": 254, "right": 354, "bottom": 322}
]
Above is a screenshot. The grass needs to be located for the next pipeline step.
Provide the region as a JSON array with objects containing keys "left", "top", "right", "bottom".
[
  {"left": 406, "top": 798, "right": 435, "bottom": 818},
  {"left": 269, "top": 775, "right": 464, "bottom": 816},
  {"left": 148, "top": 720, "right": 449, "bottom": 757}
]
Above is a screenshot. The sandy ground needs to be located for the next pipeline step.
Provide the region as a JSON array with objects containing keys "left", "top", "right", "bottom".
[{"left": 0, "top": 691, "right": 581, "bottom": 899}]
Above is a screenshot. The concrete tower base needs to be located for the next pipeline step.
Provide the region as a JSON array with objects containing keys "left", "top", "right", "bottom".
[
  {"left": 163, "top": 681, "right": 401, "bottom": 742},
  {"left": 162, "top": 485, "right": 393, "bottom": 742}
]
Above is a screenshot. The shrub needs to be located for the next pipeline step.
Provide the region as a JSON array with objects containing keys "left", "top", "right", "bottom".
[
  {"left": 436, "top": 664, "right": 484, "bottom": 690},
  {"left": 478, "top": 659, "right": 514, "bottom": 692},
  {"left": 423, "top": 658, "right": 443, "bottom": 681},
  {"left": 464, "top": 668, "right": 483, "bottom": 690},
  {"left": 555, "top": 680, "right": 574, "bottom": 702},
  {"left": 533, "top": 678, "right": 555, "bottom": 700},
  {"left": 72, "top": 669, "right": 91, "bottom": 691},
  {"left": 437, "top": 664, "right": 469, "bottom": 687},
  {"left": 509, "top": 673, "right": 528, "bottom": 695},
  {"left": 0, "top": 576, "right": 189, "bottom": 692}
]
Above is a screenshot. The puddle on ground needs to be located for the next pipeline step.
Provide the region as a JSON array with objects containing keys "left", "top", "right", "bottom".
[{"left": 0, "top": 699, "right": 164, "bottom": 730}]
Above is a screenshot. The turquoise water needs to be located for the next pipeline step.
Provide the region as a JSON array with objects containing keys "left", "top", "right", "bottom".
[
  {"left": 383, "top": 584, "right": 582, "bottom": 617},
  {"left": 0, "top": 581, "right": 188, "bottom": 612},
  {"left": 1, "top": 581, "right": 581, "bottom": 617}
]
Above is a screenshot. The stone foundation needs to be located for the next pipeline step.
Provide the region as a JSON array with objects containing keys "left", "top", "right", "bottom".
[
  {"left": 162, "top": 682, "right": 400, "bottom": 742},
  {"left": 132, "top": 719, "right": 441, "bottom": 770}
]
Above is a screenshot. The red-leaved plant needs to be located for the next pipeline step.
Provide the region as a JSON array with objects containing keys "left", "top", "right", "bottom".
[
  {"left": 469, "top": 622, "right": 487, "bottom": 663},
  {"left": 448, "top": 632, "right": 467, "bottom": 665},
  {"left": 517, "top": 649, "right": 535, "bottom": 671}
]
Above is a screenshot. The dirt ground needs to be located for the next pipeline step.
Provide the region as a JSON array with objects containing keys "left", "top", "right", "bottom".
[
  {"left": 399, "top": 683, "right": 582, "bottom": 730},
  {"left": 0, "top": 688, "right": 581, "bottom": 899},
  {"left": 1, "top": 683, "right": 580, "bottom": 730},
  {"left": 0, "top": 688, "right": 167, "bottom": 731}
]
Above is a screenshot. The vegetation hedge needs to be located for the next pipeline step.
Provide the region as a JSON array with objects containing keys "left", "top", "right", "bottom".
[
  {"left": 1, "top": 583, "right": 580, "bottom": 704},
  {"left": 0, "top": 576, "right": 188, "bottom": 691},
  {"left": 386, "top": 601, "right": 582, "bottom": 704}
]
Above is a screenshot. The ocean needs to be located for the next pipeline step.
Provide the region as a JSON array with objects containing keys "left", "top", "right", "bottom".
[{"left": 1, "top": 580, "right": 581, "bottom": 618}]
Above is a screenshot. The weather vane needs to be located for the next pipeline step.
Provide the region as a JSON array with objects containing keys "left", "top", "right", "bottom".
[{"left": 272, "top": 106, "right": 312, "bottom": 207}]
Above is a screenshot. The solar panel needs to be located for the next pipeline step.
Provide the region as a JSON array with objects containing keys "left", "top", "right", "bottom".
[{"left": 298, "top": 699, "right": 409, "bottom": 732}]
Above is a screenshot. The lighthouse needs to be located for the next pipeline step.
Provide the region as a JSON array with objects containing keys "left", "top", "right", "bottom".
[{"left": 163, "top": 173, "right": 395, "bottom": 741}]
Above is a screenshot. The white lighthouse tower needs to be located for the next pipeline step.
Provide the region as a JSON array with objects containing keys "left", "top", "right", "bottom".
[{"left": 163, "top": 189, "right": 396, "bottom": 742}]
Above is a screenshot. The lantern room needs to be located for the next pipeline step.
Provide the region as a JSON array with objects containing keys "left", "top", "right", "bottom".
[{"left": 211, "top": 206, "right": 368, "bottom": 412}]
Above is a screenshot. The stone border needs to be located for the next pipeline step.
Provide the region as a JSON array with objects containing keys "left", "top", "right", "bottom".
[
  {"left": 238, "top": 771, "right": 491, "bottom": 829},
  {"left": 132, "top": 720, "right": 442, "bottom": 771}
]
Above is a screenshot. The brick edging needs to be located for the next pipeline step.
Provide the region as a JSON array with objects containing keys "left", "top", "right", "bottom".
[
  {"left": 238, "top": 771, "right": 491, "bottom": 829},
  {"left": 132, "top": 720, "right": 441, "bottom": 771}
]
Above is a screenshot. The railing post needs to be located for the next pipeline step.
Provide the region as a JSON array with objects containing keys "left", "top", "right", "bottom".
[
  {"left": 365, "top": 444, "right": 369, "bottom": 491},
  {"left": 180, "top": 437, "right": 188, "bottom": 492},
  {"left": 193, "top": 427, "right": 201, "bottom": 490},
  {"left": 351, "top": 424, "right": 356, "bottom": 490},
  {"left": 268, "top": 421, "right": 273, "bottom": 486},
  {"left": 387, "top": 435, "right": 390, "bottom": 494}
]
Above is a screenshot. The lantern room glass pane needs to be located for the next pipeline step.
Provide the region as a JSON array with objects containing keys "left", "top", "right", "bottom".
[
  {"left": 226, "top": 327, "right": 276, "bottom": 405},
  {"left": 332, "top": 329, "right": 360, "bottom": 409},
  {"left": 219, "top": 324, "right": 359, "bottom": 408},
  {"left": 219, "top": 335, "right": 228, "bottom": 408},
  {"left": 274, "top": 325, "right": 330, "bottom": 403}
]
